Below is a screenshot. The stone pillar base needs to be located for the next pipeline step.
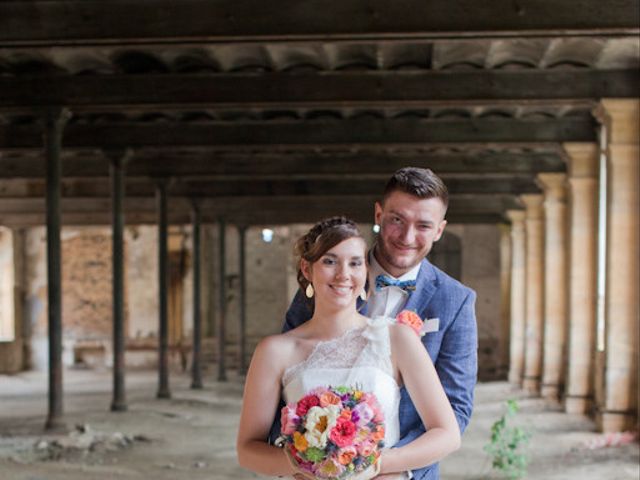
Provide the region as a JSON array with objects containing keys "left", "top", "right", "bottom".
[
  {"left": 541, "top": 384, "right": 560, "bottom": 400},
  {"left": 522, "top": 377, "right": 540, "bottom": 393},
  {"left": 508, "top": 372, "right": 522, "bottom": 386},
  {"left": 596, "top": 410, "right": 637, "bottom": 433},
  {"left": 565, "top": 396, "right": 593, "bottom": 414}
]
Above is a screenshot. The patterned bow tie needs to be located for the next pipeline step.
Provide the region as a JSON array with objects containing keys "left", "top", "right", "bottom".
[{"left": 375, "top": 274, "right": 417, "bottom": 292}]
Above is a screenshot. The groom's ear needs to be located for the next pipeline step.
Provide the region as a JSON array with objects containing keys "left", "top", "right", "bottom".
[
  {"left": 374, "top": 201, "right": 383, "bottom": 225},
  {"left": 434, "top": 219, "right": 447, "bottom": 242}
]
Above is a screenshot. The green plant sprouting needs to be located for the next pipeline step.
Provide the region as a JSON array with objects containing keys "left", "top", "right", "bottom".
[{"left": 484, "top": 399, "right": 531, "bottom": 479}]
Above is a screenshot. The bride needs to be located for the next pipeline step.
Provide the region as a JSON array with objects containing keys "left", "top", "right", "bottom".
[{"left": 236, "top": 217, "right": 460, "bottom": 478}]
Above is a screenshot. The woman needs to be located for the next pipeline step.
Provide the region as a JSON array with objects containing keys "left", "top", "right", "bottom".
[{"left": 237, "top": 217, "right": 460, "bottom": 478}]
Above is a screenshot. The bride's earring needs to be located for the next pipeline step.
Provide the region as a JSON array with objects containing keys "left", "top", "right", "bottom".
[
  {"left": 359, "top": 289, "right": 367, "bottom": 301},
  {"left": 305, "top": 283, "right": 314, "bottom": 298}
]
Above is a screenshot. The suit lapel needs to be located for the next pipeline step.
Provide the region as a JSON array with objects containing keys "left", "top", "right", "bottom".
[{"left": 404, "top": 259, "right": 437, "bottom": 314}]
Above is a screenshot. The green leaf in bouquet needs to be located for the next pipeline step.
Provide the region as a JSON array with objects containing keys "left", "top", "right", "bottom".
[{"left": 304, "top": 447, "right": 326, "bottom": 463}]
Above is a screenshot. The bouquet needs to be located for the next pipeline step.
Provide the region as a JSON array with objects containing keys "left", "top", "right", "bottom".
[{"left": 279, "top": 386, "right": 385, "bottom": 479}]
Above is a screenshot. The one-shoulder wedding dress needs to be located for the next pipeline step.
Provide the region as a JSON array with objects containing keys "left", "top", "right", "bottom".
[{"left": 282, "top": 318, "right": 401, "bottom": 448}]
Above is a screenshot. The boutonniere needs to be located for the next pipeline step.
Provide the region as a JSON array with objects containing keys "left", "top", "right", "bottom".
[{"left": 395, "top": 310, "right": 425, "bottom": 337}]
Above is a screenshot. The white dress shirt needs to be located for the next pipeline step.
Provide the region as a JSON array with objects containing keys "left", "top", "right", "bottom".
[{"left": 367, "top": 251, "right": 418, "bottom": 479}]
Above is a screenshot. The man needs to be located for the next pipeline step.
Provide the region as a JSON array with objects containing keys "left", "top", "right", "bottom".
[{"left": 276, "top": 167, "right": 478, "bottom": 479}]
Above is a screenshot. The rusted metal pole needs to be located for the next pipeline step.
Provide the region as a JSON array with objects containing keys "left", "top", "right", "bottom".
[
  {"left": 107, "top": 149, "right": 130, "bottom": 411},
  {"left": 217, "top": 218, "right": 227, "bottom": 382},
  {"left": 238, "top": 225, "right": 248, "bottom": 375},
  {"left": 156, "top": 179, "right": 171, "bottom": 398},
  {"left": 191, "top": 200, "right": 203, "bottom": 389},
  {"left": 44, "top": 107, "right": 70, "bottom": 431}
]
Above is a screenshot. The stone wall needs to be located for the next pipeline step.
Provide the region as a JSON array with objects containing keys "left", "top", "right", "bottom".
[
  {"left": 0, "top": 226, "right": 22, "bottom": 373},
  {"left": 447, "top": 224, "right": 504, "bottom": 381}
]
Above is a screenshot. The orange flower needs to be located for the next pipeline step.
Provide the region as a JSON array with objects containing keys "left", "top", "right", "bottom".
[
  {"left": 337, "top": 446, "right": 357, "bottom": 465},
  {"left": 293, "top": 431, "right": 308, "bottom": 452},
  {"left": 339, "top": 408, "right": 352, "bottom": 420},
  {"left": 396, "top": 310, "right": 423, "bottom": 336},
  {"left": 371, "top": 425, "right": 385, "bottom": 442},
  {"left": 319, "top": 391, "right": 341, "bottom": 407}
]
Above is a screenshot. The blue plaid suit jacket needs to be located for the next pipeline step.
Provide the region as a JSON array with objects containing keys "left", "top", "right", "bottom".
[{"left": 270, "top": 258, "right": 478, "bottom": 480}]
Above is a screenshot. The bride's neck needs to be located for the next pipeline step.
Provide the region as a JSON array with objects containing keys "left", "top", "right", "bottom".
[{"left": 308, "top": 302, "right": 363, "bottom": 339}]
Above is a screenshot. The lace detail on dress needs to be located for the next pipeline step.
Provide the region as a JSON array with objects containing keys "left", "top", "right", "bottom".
[{"left": 282, "top": 320, "right": 394, "bottom": 388}]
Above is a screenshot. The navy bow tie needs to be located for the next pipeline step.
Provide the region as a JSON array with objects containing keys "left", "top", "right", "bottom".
[{"left": 375, "top": 274, "right": 417, "bottom": 292}]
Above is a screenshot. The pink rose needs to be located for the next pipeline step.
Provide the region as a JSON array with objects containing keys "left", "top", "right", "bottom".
[
  {"left": 357, "top": 439, "right": 376, "bottom": 456},
  {"left": 280, "top": 405, "right": 299, "bottom": 435},
  {"left": 370, "top": 402, "right": 384, "bottom": 423},
  {"left": 329, "top": 417, "right": 357, "bottom": 448}
]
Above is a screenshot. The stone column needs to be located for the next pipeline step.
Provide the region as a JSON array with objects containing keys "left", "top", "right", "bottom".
[
  {"left": 506, "top": 210, "right": 526, "bottom": 386},
  {"left": 595, "top": 99, "right": 639, "bottom": 432},
  {"left": 520, "top": 194, "right": 544, "bottom": 393},
  {"left": 537, "top": 173, "right": 568, "bottom": 400},
  {"left": 498, "top": 223, "right": 512, "bottom": 380},
  {"left": 563, "top": 143, "right": 598, "bottom": 414}
]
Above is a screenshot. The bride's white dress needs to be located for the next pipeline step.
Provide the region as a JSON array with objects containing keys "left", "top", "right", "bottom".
[{"left": 282, "top": 317, "right": 401, "bottom": 448}]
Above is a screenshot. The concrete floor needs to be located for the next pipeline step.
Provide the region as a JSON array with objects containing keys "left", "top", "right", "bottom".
[{"left": 0, "top": 368, "right": 638, "bottom": 480}]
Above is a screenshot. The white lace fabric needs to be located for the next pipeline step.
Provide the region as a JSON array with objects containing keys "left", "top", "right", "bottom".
[{"left": 282, "top": 318, "right": 401, "bottom": 447}]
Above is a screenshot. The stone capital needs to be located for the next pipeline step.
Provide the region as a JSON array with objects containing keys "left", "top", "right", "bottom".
[
  {"left": 506, "top": 209, "right": 526, "bottom": 227},
  {"left": 567, "top": 176, "right": 597, "bottom": 192},
  {"left": 594, "top": 99, "right": 640, "bottom": 145},
  {"left": 519, "top": 194, "right": 544, "bottom": 219},
  {"left": 562, "top": 143, "right": 598, "bottom": 179},
  {"left": 536, "top": 173, "right": 567, "bottom": 202}
]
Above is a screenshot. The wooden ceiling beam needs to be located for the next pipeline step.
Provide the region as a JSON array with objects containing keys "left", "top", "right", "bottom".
[
  {"left": 0, "top": 194, "right": 517, "bottom": 226},
  {"left": 1, "top": 0, "right": 637, "bottom": 46},
  {"left": 0, "top": 70, "right": 636, "bottom": 111},
  {"left": 0, "top": 176, "right": 541, "bottom": 197},
  {"left": 0, "top": 150, "right": 566, "bottom": 178},
  {"left": 0, "top": 118, "right": 596, "bottom": 150},
  {"left": 0, "top": 211, "right": 506, "bottom": 227}
]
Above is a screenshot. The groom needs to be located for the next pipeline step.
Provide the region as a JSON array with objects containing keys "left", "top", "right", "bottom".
[{"left": 277, "top": 167, "right": 477, "bottom": 480}]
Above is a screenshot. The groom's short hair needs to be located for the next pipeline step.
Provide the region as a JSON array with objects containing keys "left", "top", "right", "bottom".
[{"left": 383, "top": 167, "right": 449, "bottom": 209}]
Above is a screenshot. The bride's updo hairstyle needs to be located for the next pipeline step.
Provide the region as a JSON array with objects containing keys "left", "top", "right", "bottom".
[{"left": 295, "top": 216, "right": 365, "bottom": 296}]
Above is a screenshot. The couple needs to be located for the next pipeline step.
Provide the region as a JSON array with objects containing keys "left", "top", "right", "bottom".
[{"left": 237, "top": 168, "right": 478, "bottom": 479}]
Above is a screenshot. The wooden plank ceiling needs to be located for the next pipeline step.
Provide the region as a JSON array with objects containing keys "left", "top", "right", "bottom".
[{"left": 0, "top": 0, "right": 638, "bottom": 226}]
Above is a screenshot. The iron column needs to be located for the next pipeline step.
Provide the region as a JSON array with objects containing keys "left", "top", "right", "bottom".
[
  {"left": 156, "top": 179, "right": 171, "bottom": 398},
  {"left": 191, "top": 200, "right": 203, "bottom": 389},
  {"left": 107, "top": 149, "right": 130, "bottom": 411},
  {"left": 44, "top": 107, "right": 70, "bottom": 431}
]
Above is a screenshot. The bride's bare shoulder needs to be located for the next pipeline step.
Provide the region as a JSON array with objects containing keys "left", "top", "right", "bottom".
[{"left": 254, "top": 331, "right": 299, "bottom": 358}]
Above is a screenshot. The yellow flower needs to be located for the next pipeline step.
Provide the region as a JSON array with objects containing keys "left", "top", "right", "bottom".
[{"left": 353, "top": 390, "right": 363, "bottom": 400}]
